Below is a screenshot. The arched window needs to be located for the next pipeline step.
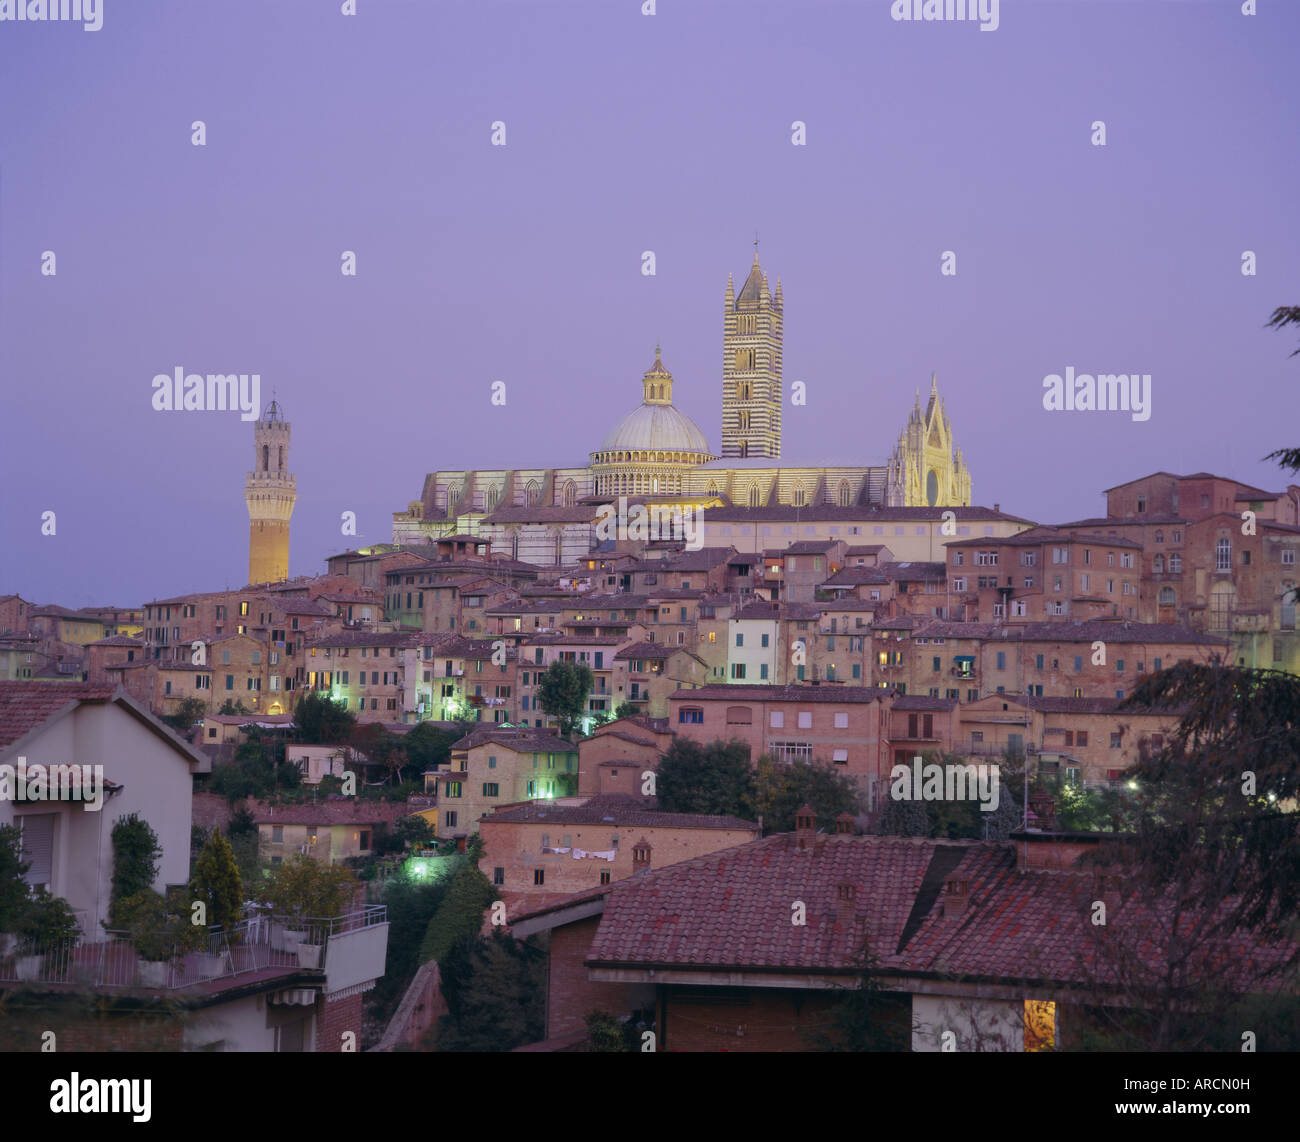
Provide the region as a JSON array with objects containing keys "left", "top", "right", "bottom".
[
  {"left": 792, "top": 484, "right": 806, "bottom": 508},
  {"left": 1216, "top": 538, "right": 1231, "bottom": 571},
  {"left": 725, "top": 706, "right": 753, "bottom": 725},
  {"left": 525, "top": 480, "right": 540, "bottom": 507},
  {"left": 262, "top": 444, "right": 269, "bottom": 471},
  {"left": 739, "top": 381, "right": 751, "bottom": 400},
  {"left": 738, "top": 411, "right": 750, "bottom": 431},
  {"left": 1153, "top": 554, "right": 1165, "bottom": 573},
  {"left": 748, "top": 484, "right": 761, "bottom": 508},
  {"left": 486, "top": 486, "right": 499, "bottom": 511},
  {"left": 838, "top": 480, "right": 852, "bottom": 507},
  {"left": 510, "top": 533, "right": 519, "bottom": 560},
  {"left": 1158, "top": 586, "right": 1175, "bottom": 606},
  {"left": 707, "top": 481, "right": 719, "bottom": 498},
  {"left": 278, "top": 445, "right": 284, "bottom": 470},
  {"left": 562, "top": 481, "right": 576, "bottom": 507},
  {"left": 554, "top": 531, "right": 563, "bottom": 565},
  {"left": 1154, "top": 530, "right": 1164, "bottom": 543}
]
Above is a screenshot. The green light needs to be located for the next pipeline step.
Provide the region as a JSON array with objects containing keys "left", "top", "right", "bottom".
[{"left": 408, "top": 859, "right": 429, "bottom": 879}]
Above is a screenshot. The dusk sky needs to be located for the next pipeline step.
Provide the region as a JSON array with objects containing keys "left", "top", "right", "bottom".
[{"left": 2, "top": 0, "right": 1297, "bottom": 607}]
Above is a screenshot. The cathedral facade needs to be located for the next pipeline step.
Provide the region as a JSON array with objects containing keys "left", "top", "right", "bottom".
[{"left": 393, "top": 251, "right": 971, "bottom": 560}]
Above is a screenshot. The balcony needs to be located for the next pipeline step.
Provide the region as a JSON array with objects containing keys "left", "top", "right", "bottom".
[{"left": 0, "top": 907, "right": 387, "bottom": 994}]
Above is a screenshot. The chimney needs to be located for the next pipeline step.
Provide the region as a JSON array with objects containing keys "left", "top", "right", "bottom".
[
  {"left": 833, "top": 812, "right": 854, "bottom": 835},
  {"left": 795, "top": 804, "right": 816, "bottom": 850},
  {"left": 1027, "top": 789, "right": 1057, "bottom": 831},
  {"left": 835, "top": 881, "right": 856, "bottom": 927},
  {"left": 632, "top": 838, "right": 652, "bottom": 874},
  {"left": 994, "top": 503, "right": 1000, "bottom": 513},
  {"left": 941, "top": 875, "right": 971, "bottom": 919}
]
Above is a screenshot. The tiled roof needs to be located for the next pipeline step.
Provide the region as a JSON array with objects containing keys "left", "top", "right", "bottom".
[
  {"left": 945, "top": 528, "right": 1141, "bottom": 549},
  {"left": 821, "top": 567, "right": 889, "bottom": 586},
  {"left": 784, "top": 540, "right": 836, "bottom": 554},
  {"left": 0, "top": 682, "right": 118, "bottom": 749},
  {"left": 306, "top": 631, "right": 416, "bottom": 649},
  {"left": 702, "top": 504, "right": 1036, "bottom": 525},
  {"left": 614, "top": 642, "right": 679, "bottom": 660},
  {"left": 878, "top": 561, "right": 947, "bottom": 580},
  {"left": 909, "top": 619, "right": 1228, "bottom": 646},
  {"left": 845, "top": 545, "right": 890, "bottom": 555},
  {"left": 250, "top": 800, "right": 409, "bottom": 826},
  {"left": 88, "top": 635, "right": 145, "bottom": 647},
  {"left": 671, "top": 683, "right": 884, "bottom": 704},
  {"left": 452, "top": 726, "right": 578, "bottom": 753},
  {"left": 585, "top": 833, "right": 947, "bottom": 972},
  {"left": 482, "top": 793, "right": 758, "bottom": 832},
  {"left": 889, "top": 694, "right": 959, "bottom": 711}
]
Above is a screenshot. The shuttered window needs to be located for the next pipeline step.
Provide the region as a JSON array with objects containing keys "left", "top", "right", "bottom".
[{"left": 20, "top": 814, "right": 55, "bottom": 887}]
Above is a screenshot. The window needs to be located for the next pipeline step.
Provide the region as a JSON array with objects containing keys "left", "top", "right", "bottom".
[
  {"left": 600, "top": 869, "right": 611, "bottom": 885},
  {"left": 1169, "top": 553, "right": 1182, "bottom": 573},
  {"left": 678, "top": 707, "right": 703, "bottom": 724},
  {"left": 996, "top": 651, "right": 1006, "bottom": 670},
  {"left": 445, "top": 781, "right": 462, "bottom": 798},
  {"left": 797, "top": 711, "right": 812, "bottom": 729},
  {"left": 444, "top": 811, "right": 458, "bottom": 828},
  {"left": 482, "top": 782, "right": 499, "bottom": 797},
  {"left": 1076, "top": 731, "right": 1088, "bottom": 747},
  {"left": 271, "top": 825, "right": 284, "bottom": 843},
  {"left": 730, "top": 663, "right": 746, "bottom": 680},
  {"left": 833, "top": 712, "right": 849, "bottom": 729},
  {"left": 493, "top": 867, "right": 505, "bottom": 886},
  {"left": 735, "top": 633, "right": 744, "bottom": 647},
  {"left": 533, "top": 869, "right": 545, "bottom": 886},
  {"left": 1284, "top": 549, "right": 1296, "bottom": 566},
  {"left": 1110, "top": 732, "right": 1122, "bottom": 748},
  {"left": 726, "top": 706, "right": 753, "bottom": 725},
  {"left": 770, "top": 711, "right": 784, "bottom": 728}
]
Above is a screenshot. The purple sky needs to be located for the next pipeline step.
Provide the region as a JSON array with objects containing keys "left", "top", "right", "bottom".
[{"left": 2, "top": 0, "right": 1298, "bottom": 607}]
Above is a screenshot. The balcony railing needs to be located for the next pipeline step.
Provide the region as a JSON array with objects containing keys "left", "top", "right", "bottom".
[{"left": 0, "top": 908, "right": 386, "bottom": 991}]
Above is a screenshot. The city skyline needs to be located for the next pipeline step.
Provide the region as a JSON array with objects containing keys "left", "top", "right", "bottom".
[{"left": 2, "top": 1, "right": 1297, "bottom": 604}]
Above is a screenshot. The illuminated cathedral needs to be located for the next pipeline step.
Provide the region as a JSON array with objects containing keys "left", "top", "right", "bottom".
[{"left": 393, "top": 249, "right": 971, "bottom": 562}]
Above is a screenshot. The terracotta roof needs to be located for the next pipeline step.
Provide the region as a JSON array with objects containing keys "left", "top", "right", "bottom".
[
  {"left": 482, "top": 793, "right": 758, "bottom": 832},
  {"left": 87, "top": 635, "right": 145, "bottom": 647},
  {"left": 250, "top": 800, "right": 408, "bottom": 826},
  {"left": 702, "top": 504, "right": 1037, "bottom": 525},
  {"left": 909, "top": 619, "right": 1228, "bottom": 646},
  {"left": 821, "top": 567, "right": 889, "bottom": 587},
  {"left": 784, "top": 540, "right": 837, "bottom": 555},
  {"left": 614, "top": 642, "right": 679, "bottom": 660},
  {"left": 671, "top": 683, "right": 885, "bottom": 703},
  {"left": 306, "top": 631, "right": 415, "bottom": 649},
  {"left": 0, "top": 683, "right": 116, "bottom": 748}
]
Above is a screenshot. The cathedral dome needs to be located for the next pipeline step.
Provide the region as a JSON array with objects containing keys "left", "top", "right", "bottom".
[
  {"left": 600, "top": 401, "right": 710, "bottom": 454},
  {"left": 598, "top": 350, "right": 710, "bottom": 455},
  {"left": 590, "top": 350, "right": 715, "bottom": 499}
]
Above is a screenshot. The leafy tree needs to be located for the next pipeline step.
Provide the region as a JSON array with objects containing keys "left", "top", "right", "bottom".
[
  {"left": 613, "top": 701, "right": 639, "bottom": 721},
  {"left": 227, "top": 807, "right": 256, "bottom": 838},
  {"left": 655, "top": 737, "right": 756, "bottom": 819},
  {"left": 420, "top": 861, "right": 496, "bottom": 964},
  {"left": 805, "top": 942, "right": 910, "bottom": 1051},
  {"left": 217, "top": 698, "right": 250, "bottom": 716},
  {"left": 0, "top": 824, "right": 31, "bottom": 934},
  {"left": 430, "top": 932, "right": 545, "bottom": 1051},
  {"left": 754, "top": 755, "right": 860, "bottom": 834},
  {"left": 263, "top": 855, "right": 356, "bottom": 925},
  {"left": 535, "top": 660, "right": 594, "bottom": 739},
  {"left": 190, "top": 829, "right": 244, "bottom": 933},
  {"left": 584, "top": 1010, "right": 628, "bottom": 1052},
  {"left": 161, "top": 696, "right": 207, "bottom": 732},
  {"left": 1262, "top": 305, "right": 1300, "bottom": 469},
  {"left": 368, "top": 869, "right": 450, "bottom": 1024},
  {"left": 403, "top": 722, "right": 457, "bottom": 772},
  {"left": 109, "top": 813, "right": 162, "bottom": 926},
  {"left": 350, "top": 723, "right": 409, "bottom": 784},
  {"left": 1067, "top": 662, "right": 1300, "bottom": 1049},
  {"left": 293, "top": 691, "right": 356, "bottom": 745},
  {"left": 875, "top": 796, "right": 929, "bottom": 837}
]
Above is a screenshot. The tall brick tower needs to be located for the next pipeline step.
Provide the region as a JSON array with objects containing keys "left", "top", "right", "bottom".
[
  {"left": 245, "top": 401, "right": 296, "bottom": 584},
  {"left": 721, "top": 244, "right": 783, "bottom": 459}
]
